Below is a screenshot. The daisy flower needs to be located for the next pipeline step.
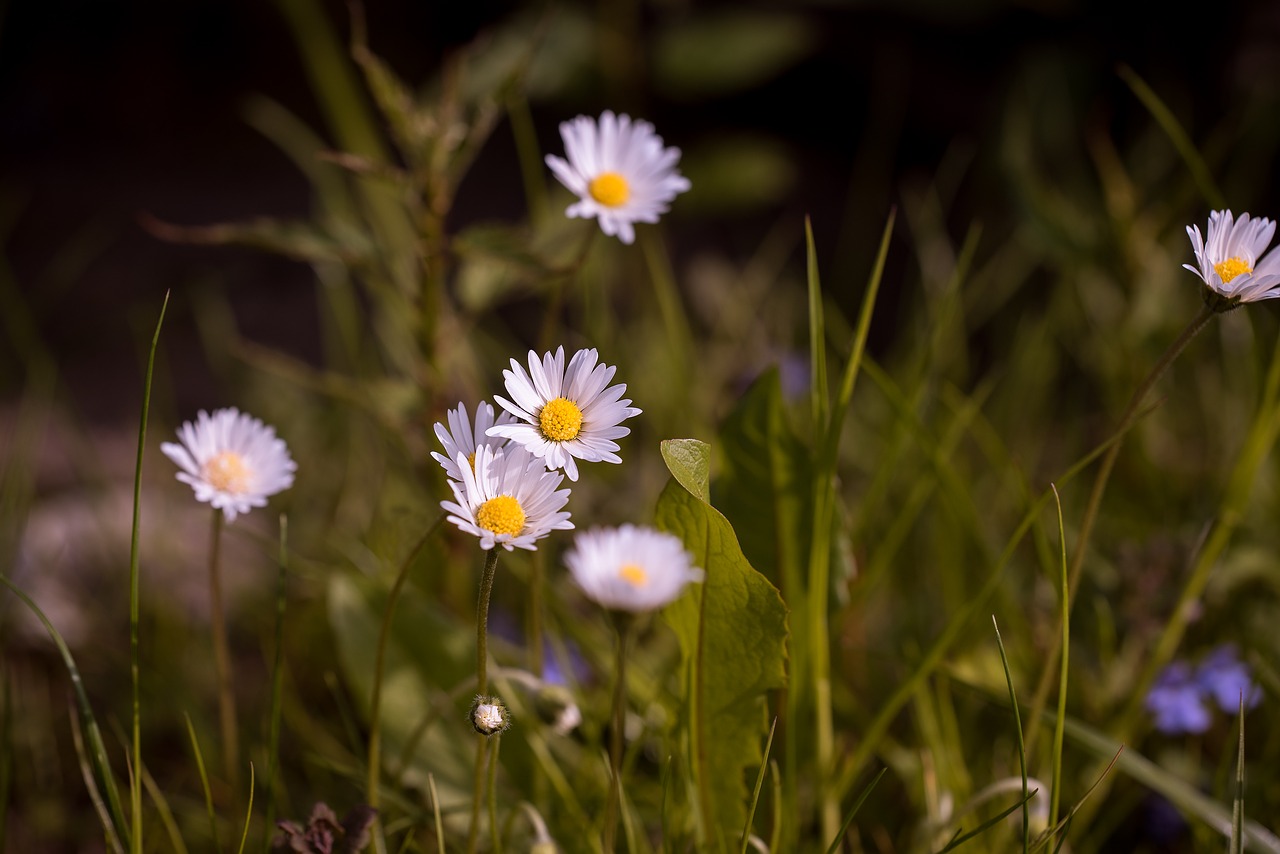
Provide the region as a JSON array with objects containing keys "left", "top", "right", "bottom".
[
  {"left": 1184, "top": 209, "right": 1280, "bottom": 306},
  {"left": 564, "top": 525, "right": 703, "bottom": 612},
  {"left": 545, "top": 110, "right": 690, "bottom": 245},
  {"left": 442, "top": 444, "right": 573, "bottom": 551},
  {"left": 488, "top": 347, "right": 641, "bottom": 482},
  {"left": 161, "top": 407, "right": 296, "bottom": 523},
  {"left": 430, "top": 400, "right": 513, "bottom": 482}
]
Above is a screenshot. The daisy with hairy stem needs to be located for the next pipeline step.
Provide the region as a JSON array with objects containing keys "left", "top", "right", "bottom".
[
  {"left": 441, "top": 442, "right": 572, "bottom": 853},
  {"left": 161, "top": 407, "right": 295, "bottom": 790},
  {"left": 564, "top": 525, "right": 702, "bottom": 853},
  {"left": 489, "top": 346, "right": 641, "bottom": 482},
  {"left": 546, "top": 110, "right": 690, "bottom": 245},
  {"left": 1184, "top": 209, "right": 1280, "bottom": 309}
]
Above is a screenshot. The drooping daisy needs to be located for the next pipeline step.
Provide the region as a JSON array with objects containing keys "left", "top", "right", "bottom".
[
  {"left": 1184, "top": 209, "right": 1280, "bottom": 306},
  {"left": 430, "top": 400, "right": 513, "bottom": 482},
  {"left": 545, "top": 110, "right": 691, "bottom": 245},
  {"left": 442, "top": 444, "right": 573, "bottom": 551},
  {"left": 488, "top": 347, "right": 641, "bottom": 482},
  {"left": 161, "top": 407, "right": 296, "bottom": 523},
  {"left": 564, "top": 525, "right": 703, "bottom": 613}
]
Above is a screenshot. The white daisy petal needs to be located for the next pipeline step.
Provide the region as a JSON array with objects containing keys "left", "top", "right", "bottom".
[
  {"left": 163, "top": 407, "right": 296, "bottom": 523},
  {"left": 441, "top": 445, "right": 573, "bottom": 552},
  {"left": 565, "top": 525, "right": 703, "bottom": 612},
  {"left": 546, "top": 111, "right": 690, "bottom": 244},
  {"left": 489, "top": 347, "right": 641, "bottom": 480},
  {"left": 1185, "top": 209, "right": 1280, "bottom": 307},
  {"left": 430, "top": 401, "right": 513, "bottom": 482}
]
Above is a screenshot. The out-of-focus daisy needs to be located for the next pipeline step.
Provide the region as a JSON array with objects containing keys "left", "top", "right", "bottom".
[
  {"left": 545, "top": 110, "right": 690, "bottom": 245},
  {"left": 564, "top": 525, "right": 702, "bottom": 612},
  {"left": 161, "top": 407, "right": 296, "bottom": 523},
  {"left": 488, "top": 347, "right": 641, "bottom": 482},
  {"left": 430, "top": 401, "right": 513, "bottom": 482},
  {"left": 442, "top": 444, "right": 573, "bottom": 551},
  {"left": 1184, "top": 209, "right": 1280, "bottom": 306}
]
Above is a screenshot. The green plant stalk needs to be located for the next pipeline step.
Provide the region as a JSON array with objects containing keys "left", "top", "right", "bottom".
[
  {"left": 67, "top": 696, "right": 125, "bottom": 854},
  {"left": 184, "top": 712, "right": 219, "bottom": 852},
  {"left": 805, "top": 211, "right": 893, "bottom": 842},
  {"left": 263, "top": 515, "right": 289, "bottom": 851},
  {"left": 129, "top": 290, "right": 168, "bottom": 854},
  {"left": 367, "top": 518, "right": 442, "bottom": 817},
  {"left": 235, "top": 763, "right": 254, "bottom": 854},
  {"left": 488, "top": 735, "right": 503, "bottom": 854},
  {"left": 993, "top": 617, "right": 1029, "bottom": 852},
  {"left": 1118, "top": 326, "right": 1280, "bottom": 735},
  {"left": 508, "top": 91, "right": 549, "bottom": 228},
  {"left": 1049, "top": 486, "right": 1068, "bottom": 830},
  {"left": 206, "top": 510, "right": 240, "bottom": 791},
  {"left": 1025, "top": 301, "right": 1215, "bottom": 758},
  {"left": 641, "top": 229, "right": 697, "bottom": 388},
  {"left": 604, "top": 618, "right": 632, "bottom": 853},
  {"left": 739, "top": 719, "right": 777, "bottom": 854},
  {"left": 467, "top": 548, "right": 502, "bottom": 854}
]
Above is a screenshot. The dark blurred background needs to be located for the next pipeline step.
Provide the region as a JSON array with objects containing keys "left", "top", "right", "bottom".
[{"left": 3, "top": 0, "right": 1279, "bottom": 423}]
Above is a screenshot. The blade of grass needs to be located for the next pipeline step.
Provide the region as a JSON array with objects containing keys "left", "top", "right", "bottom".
[
  {"left": 1230, "top": 694, "right": 1245, "bottom": 854},
  {"left": 142, "top": 764, "right": 191, "bottom": 854},
  {"left": 0, "top": 576, "right": 129, "bottom": 846},
  {"left": 937, "top": 791, "right": 1038, "bottom": 853},
  {"left": 428, "top": 773, "right": 445, "bottom": 854},
  {"left": 235, "top": 763, "right": 254, "bottom": 854},
  {"left": 807, "top": 209, "right": 895, "bottom": 842},
  {"left": 822, "top": 766, "right": 887, "bottom": 854},
  {"left": 184, "top": 711, "right": 220, "bottom": 853},
  {"left": 68, "top": 696, "right": 126, "bottom": 854},
  {"left": 1116, "top": 64, "right": 1226, "bottom": 210},
  {"left": 129, "top": 289, "right": 169, "bottom": 854},
  {"left": 1048, "top": 485, "right": 1067, "bottom": 830},
  {"left": 739, "top": 718, "right": 777, "bottom": 854},
  {"left": 993, "top": 617, "right": 1029, "bottom": 853},
  {"left": 262, "top": 515, "right": 289, "bottom": 851}
]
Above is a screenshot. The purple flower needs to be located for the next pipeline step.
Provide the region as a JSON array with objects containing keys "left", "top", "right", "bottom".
[
  {"left": 1145, "top": 661, "right": 1212, "bottom": 735},
  {"left": 1196, "top": 645, "right": 1262, "bottom": 713}
]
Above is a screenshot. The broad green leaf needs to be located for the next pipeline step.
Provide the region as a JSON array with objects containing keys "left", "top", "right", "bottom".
[
  {"left": 656, "top": 439, "right": 789, "bottom": 850},
  {"left": 659, "top": 439, "right": 711, "bottom": 504},
  {"left": 715, "top": 367, "right": 812, "bottom": 588}
]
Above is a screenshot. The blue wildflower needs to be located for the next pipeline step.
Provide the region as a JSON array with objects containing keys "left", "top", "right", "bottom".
[
  {"left": 1196, "top": 645, "right": 1262, "bottom": 713},
  {"left": 1145, "top": 661, "right": 1212, "bottom": 735}
]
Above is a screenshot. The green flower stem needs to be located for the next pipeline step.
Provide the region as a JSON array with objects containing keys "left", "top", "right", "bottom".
[
  {"left": 604, "top": 615, "right": 633, "bottom": 854},
  {"left": 206, "top": 509, "right": 239, "bottom": 792},
  {"left": 366, "top": 514, "right": 443, "bottom": 849},
  {"left": 1024, "top": 302, "right": 1215, "bottom": 758},
  {"left": 467, "top": 547, "right": 502, "bottom": 854}
]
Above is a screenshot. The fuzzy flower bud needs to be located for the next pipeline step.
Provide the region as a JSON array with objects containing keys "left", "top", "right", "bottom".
[{"left": 470, "top": 695, "right": 511, "bottom": 736}]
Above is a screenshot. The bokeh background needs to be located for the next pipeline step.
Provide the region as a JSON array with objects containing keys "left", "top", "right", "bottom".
[{"left": 4, "top": 0, "right": 1280, "bottom": 851}]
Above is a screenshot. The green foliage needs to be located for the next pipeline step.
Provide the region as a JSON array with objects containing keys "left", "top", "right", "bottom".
[{"left": 656, "top": 439, "right": 789, "bottom": 851}]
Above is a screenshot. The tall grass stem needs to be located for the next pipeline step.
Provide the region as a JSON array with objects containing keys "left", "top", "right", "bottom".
[{"left": 206, "top": 509, "right": 240, "bottom": 792}]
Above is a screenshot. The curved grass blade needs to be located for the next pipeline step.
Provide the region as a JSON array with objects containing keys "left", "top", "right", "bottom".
[
  {"left": 0, "top": 576, "right": 129, "bottom": 846},
  {"left": 937, "top": 790, "right": 1038, "bottom": 853},
  {"left": 1048, "top": 485, "right": 1068, "bottom": 830},
  {"left": 263, "top": 515, "right": 288, "bottom": 850},
  {"left": 68, "top": 696, "right": 125, "bottom": 854},
  {"left": 142, "top": 765, "right": 191, "bottom": 854},
  {"left": 428, "top": 773, "right": 445, "bottom": 854},
  {"left": 184, "top": 711, "right": 220, "bottom": 852},
  {"left": 739, "top": 718, "right": 777, "bottom": 854},
  {"left": 1117, "top": 65, "right": 1225, "bottom": 210},
  {"left": 993, "top": 617, "right": 1029, "bottom": 852},
  {"left": 129, "top": 288, "right": 169, "bottom": 854},
  {"left": 235, "top": 763, "right": 254, "bottom": 854},
  {"left": 1230, "top": 694, "right": 1245, "bottom": 854},
  {"left": 822, "top": 766, "right": 887, "bottom": 854}
]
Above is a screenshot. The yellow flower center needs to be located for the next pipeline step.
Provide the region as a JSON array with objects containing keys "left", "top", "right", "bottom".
[
  {"left": 203, "top": 451, "right": 252, "bottom": 494},
  {"left": 539, "top": 397, "right": 584, "bottom": 442},
  {"left": 466, "top": 451, "right": 477, "bottom": 472},
  {"left": 475, "top": 495, "right": 526, "bottom": 537},
  {"left": 588, "top": 172, "right": 630, "bottom": 207},
  {"left": 1214, "top": 257, "right": 1252, "bottom": 284},
  {"left": 618, "top": 563, "right": 649, "bottom": 587}
]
